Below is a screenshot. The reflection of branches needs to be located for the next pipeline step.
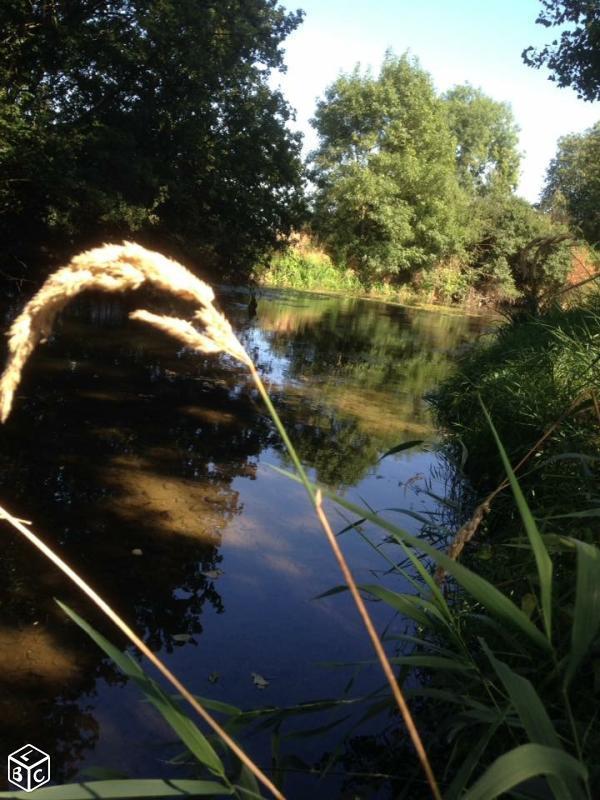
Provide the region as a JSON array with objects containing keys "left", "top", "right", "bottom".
[{"left": 0, "top": 243, "right": 441, "bottom": 800}]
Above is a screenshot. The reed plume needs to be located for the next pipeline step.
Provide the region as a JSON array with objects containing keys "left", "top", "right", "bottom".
[
  {"left": 0, "top": 241, "right": 248, "bottom": 422},
  {"left": 0, "top": 241, "right": 441, "bottom": 800}
]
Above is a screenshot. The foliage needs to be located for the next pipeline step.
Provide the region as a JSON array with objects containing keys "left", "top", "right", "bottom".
[
  {"left": 0, "top": 0, "right": 306, "bottom": 283},
  {"left": 522, "top": 0, "right": 600, "bottom": 101},
  {"left": 430, "top": 293, "right": 600, "bottom": 502},
  {"left": 542, "top": 121, "right": 600, "bottom": 245},
  {"left": 463, "top": 190, "right": 573, "bottom": 300},
  {"left": 258, "top": 248, "right": 363, "bottom": 293},
  {"left": 310, "top": 53, "right": 466, "bottom": 282},
  {"left": 417, "top": 259, "right": 476, "bottom": 304},
  {"left": 278, "top": 413, "right": 600, "bottom": 798},
  {"left": 443, "top": 84, "right": 521, "bottom": 193}
]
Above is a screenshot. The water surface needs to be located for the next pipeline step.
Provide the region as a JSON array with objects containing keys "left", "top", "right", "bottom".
[{"left": 0, "top": 288, "right": 490, "bottom": 796}]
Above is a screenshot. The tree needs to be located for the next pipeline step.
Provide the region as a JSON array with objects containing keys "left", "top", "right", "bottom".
[
  {"left": 310, "top": 53, "right": 465, "bottom": 282},
  {"left": 542, "top": 121, "right": 600, "bottom": 244},
  {"left": 0, "top": 0, "right": 305, "bottom": 284},
  {"left": 522, "top": 1, "right": 600, "bottom": 101},
  {"left": 443, "top": 85, "right": 521, "bottom": 193},
  {"left": 465, "top": 189, "right": 573, "bottom": 301}
]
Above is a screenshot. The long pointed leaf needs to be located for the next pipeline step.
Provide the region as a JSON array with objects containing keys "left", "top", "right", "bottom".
[
  {"left": 463, "top": 744, "right": 587, "bottom": 800},
  {"left": 565, "top": 539, "right": 600, "bottom": 687},
  {"left": 271, "top": 466, "right": 551, "bottom": 652},
  {"left": 56, "top": 601, "right": 226, "bottom": 780},
  {"left": 480, "top": 400, "right": 553, "bottom": 640},
  {"left": 377, "top": 440, "right": 423, "bottom": 461},
  {"left": 481, "top": 642, "right": 582, "bottom": 800},
  {"left": 0, "top": 779, "right": 232, "bottom": 799}
]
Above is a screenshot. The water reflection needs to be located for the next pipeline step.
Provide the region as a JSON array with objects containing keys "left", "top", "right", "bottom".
[{"left": 0, "top": 287, "right": 490, "bottom": 792}]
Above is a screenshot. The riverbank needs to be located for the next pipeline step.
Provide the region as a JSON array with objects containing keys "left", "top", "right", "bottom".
[
  {"left": 255, "top": 244, "right": 507, "bottom": 316},
  {"left": 417, "top": 290, "right": 600, "bottom": 794}
]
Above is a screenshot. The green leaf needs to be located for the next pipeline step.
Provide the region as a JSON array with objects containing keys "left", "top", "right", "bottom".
[
  {"left": 360, "top": 584, "right": 450, "bottom": 630},
  {"left": 445, "top": 718, "right": 504, "bottom": 800},
  {"left": 232, "top": 763, "right": 263, "bottom": 800},
  {"left": 481, "top": 642, "right": 582, "bottom": 800},
  {"left": 482, "top": 642, "right": 561, "bottom": 748},
  {"left": 543, "top": 508, "right": 600, "bottom": 520},
  {"left": 313, "top": 585, "right": 349, "bottom": 600},
  {"left": 390, "top": 655, "right": 474, "bottom": 672},
  {"left": 0, "top": 779, "right": 232, "bottom": 799},
  {"left": 463, "top": 744, "right": 587, "bottom": 800},
  {"left": 480, "top": 399, "right": 553, "bottom": 641},
  {"left": 55, "top": 601, "right": 226, "bottom": 780},
  {"left": 565, "top": 539, "right": 600, "bottom": 687},
  {"left": 377, "top": 440, "right": 423, "bottom": 461},
  {"left": 270, "top": 466, "right": 552, "bottom": 652}
]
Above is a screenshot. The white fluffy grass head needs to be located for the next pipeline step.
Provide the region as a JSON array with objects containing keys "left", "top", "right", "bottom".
[{"left": 0, "top": 241, "right": 251, "bottom": 422}]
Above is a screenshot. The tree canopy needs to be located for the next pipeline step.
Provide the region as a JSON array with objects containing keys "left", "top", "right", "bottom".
[
  {"left": 443, "top": 85, "right": 521, "bottom": 192},
  {"left": 0, "top": 0, "right": 306, "bottom": 284},
  {"left": 542, "top": 121, "right": 600, "bottom": 244},
  {"left": 522, "top": 1, "right": 600, "bottom": 101},
  {"left": 310, "top": 53, "right": 465, "bottom": 281}
]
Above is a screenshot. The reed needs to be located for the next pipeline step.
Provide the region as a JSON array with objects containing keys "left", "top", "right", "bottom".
[{"left": 0, "top": 242, "right": 440, "bottom": 799}]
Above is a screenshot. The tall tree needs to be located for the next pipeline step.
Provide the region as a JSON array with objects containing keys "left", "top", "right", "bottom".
[
  {"left": 443, "top": 85, "right": 521, "bottom": 193},
  {"left": 0, "top": 0, "right": 305, "bottom": 283},
  {"left": 310, "top": 53, "right": 465, "bottom": 282},
  {"left": 522, "top": 1, "right": 600, "bottom": 101},
  {"left": 542, "top": 120, "right": 600, "bottom": 244}
]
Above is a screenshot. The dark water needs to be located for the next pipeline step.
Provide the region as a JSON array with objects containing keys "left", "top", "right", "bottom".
[{"left": 0, "top": 288, "right": 491, "bottom": 797}]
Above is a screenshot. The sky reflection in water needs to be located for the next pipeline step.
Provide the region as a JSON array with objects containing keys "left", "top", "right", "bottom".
[{"left": 0, "top": 288, "right": 491, "bottom": 794}]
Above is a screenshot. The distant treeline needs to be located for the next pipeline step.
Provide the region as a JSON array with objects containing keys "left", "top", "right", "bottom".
[{"left": 0, "top": 1, "right": 598, "bottom": 302}]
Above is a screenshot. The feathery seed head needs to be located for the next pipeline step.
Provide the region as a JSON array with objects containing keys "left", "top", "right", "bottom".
[{"left": 0, "top": 242, "right": 249, "bottom": 422}]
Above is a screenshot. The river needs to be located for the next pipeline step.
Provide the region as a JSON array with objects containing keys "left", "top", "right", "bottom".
[{"left": 0, "top": 287, "right": 491, "bottom": 797}]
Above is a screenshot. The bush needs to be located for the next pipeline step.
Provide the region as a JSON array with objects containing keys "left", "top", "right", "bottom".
[{"left": 257, "top": 248, "right": 363, "bottom": 293}]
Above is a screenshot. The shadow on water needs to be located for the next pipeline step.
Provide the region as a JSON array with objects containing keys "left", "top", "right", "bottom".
[{"left": 0, "top": 287, "right": 491, "bottom": 793}]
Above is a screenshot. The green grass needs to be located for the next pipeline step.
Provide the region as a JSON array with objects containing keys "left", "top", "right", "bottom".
[{"left": 257, "top": 249, "right": 364, "bottom": 294}]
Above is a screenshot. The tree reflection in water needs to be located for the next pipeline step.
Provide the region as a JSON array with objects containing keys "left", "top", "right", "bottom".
[{"left": 0, "top": 288, "right": 491, "bottom": 789}]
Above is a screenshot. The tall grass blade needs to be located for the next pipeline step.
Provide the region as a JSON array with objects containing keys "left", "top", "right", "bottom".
[
  {"left": 565, "top": 540, "right": 600, "bottom": 688},
  {"left": 479, "top": 399, "right": 554, "bottom": 641},
  {"left": 481, "top": 642, "right": 583, "bottom": 800},
  {"left": 445, "top": 718, "right": 504, "bottom": 800},
  {"left": 377, "top": 440, "right": 424, "bottom": 461},
  {"left": 360, "top": 584, "right": 451, "bottom": 630},
  {"left": 273, "top": 466, "right": 551, "bottom": 652},
  {"left": 56, "top": 600, "right": 227, "bottom": 782},
  {"left": 0, "top": 780, "right": 233, "bottom": 799},
  {"left": 462, "top": 743, "right": 587, "bottom": 800}
]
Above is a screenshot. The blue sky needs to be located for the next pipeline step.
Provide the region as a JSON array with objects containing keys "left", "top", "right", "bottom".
[{"left": 273, "top": 0, "right": 598, "bottom": 201}]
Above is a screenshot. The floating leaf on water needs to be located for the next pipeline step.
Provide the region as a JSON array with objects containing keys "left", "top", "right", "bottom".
[
  {"left": 208, "top": 672, "right": 220, "bottom": 684},
  {"left": 131, "top": 548, "right": 143, "bottom": 556},
  {"left": 201, "top": 569, "right": 224, "bottom": 579},
  {"left": 251, "top": 672, "right": 269, "bottom": 689},
  {"left": 172, "top": 633, "right": 193, "bottom": 643}
]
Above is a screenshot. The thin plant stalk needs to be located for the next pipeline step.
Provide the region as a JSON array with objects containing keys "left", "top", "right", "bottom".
[
  {"left": 247, "top": 362, "right": 442, "bottom": 800},
  {"left": 0, "top": 242, "right": 440, "bottom": 800},
  {"left": 0, "top": 503, "right": 284, "bottom": 800}
]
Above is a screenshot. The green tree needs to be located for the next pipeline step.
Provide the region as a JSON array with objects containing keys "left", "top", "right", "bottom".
[
  {"left": 0, "top": 0, "right": 305, "bottom": 284},
  {"left": 443, "top": 84, "right": 521, "bottom": 193},
  {"left": 465, "top": 190, "right": 573, "bottom": 302},
  {"left": 541, "top": 121, "right": 600, "bottom": 244},
  {"left": 522, "top": 1, "right": 600, "bottom": 101},
  {"left": 310, "top": 53, "right": 465, "bottom": 282}
]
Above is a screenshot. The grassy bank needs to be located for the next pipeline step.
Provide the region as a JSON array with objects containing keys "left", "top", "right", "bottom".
[{"left": 256, "top": 246, "right": 492, "bottom": 312}]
